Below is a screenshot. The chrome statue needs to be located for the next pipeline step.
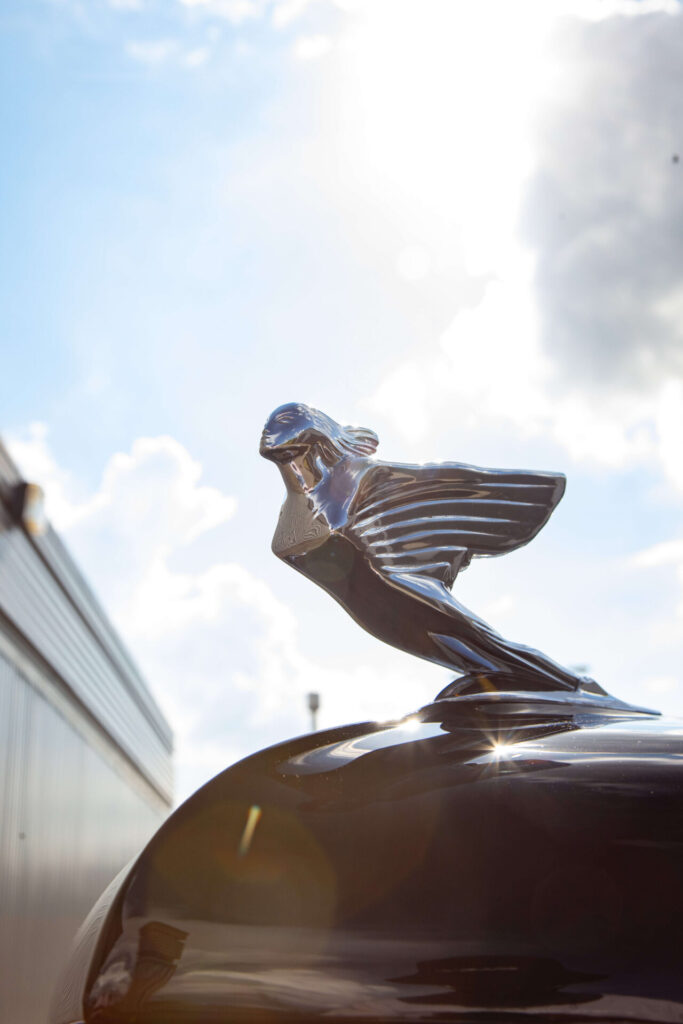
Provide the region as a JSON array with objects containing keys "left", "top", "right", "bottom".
[{"left": 260, "top": 401, "right": 583, "bottom": 691}]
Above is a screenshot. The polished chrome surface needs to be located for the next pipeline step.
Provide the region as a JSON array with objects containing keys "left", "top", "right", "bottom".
[
  {"left": 260, "top": 402, "right": 586, "bottom": 692},
  {"left": 58, "top": 698, "right": 683, "bottom": 1023}
]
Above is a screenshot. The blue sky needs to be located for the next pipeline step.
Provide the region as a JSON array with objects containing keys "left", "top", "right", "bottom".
[{"left": 4, "top": 0, "right": 683, "bottom": 802}]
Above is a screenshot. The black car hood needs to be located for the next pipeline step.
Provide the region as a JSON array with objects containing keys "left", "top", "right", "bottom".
[{"left": 53, "top": 692, "right": 683, "bottom": 1023}]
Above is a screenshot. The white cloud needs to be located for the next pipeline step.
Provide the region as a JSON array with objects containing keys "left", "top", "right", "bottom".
[
  {"left": 176, "top": 0, "right": 324, "bottom": 27},
  {"left": 522, "top": 14, "right": 683, "bottom": 391},
  {"left": 396, "top": 244, "right": 431, "bottom": 283},
  {"left": 632, "top": 538, "right": 683, "bottom": 570},
  {"left": 271, "top": 0, "right": 316, "bottom": 29},
  {"left": 577, "top": 0, "right": 680, "bottom": 16},
  {"left": 125, "top": 39, "right": 179, "bottom": 64},
  {"left": 182, "top": 46, "right": 211, "bottom": 67},
  {"left": 349, "top": 2, "right": 683, "bottom": 497},
  {"left": 632, "top": 537, "right": 683, "bottom": 617},
  {"left": 125, "top": 38, "right": 215, "bottom": 68},
  {"left": 629, "top": 537, "right": 683, "bottom": 658},
  {"left": 368, "top": 267, "right": 682, "bottom": 484},
  {"left": 644, "top": 675, "right": 679, "bottom": 694},
  {"left": 292, "top": 33, "right": 332, "bottom": 60},
  {"left": 177, "top": 0, "right": 261, "bottom": 23}
]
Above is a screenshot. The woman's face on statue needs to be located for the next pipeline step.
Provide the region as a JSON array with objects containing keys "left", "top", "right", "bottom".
[{"left": 259, "top": 403, "right": 314, "bottom": 463}]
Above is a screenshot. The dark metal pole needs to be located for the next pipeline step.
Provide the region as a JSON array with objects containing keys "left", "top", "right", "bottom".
[{"left": 307, "top": 692, "right": 320, "bottom": 732}]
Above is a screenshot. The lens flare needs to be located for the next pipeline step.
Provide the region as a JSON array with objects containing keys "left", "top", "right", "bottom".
[{"left": 238, "top": 804, "right": 262, "bottom": 857}]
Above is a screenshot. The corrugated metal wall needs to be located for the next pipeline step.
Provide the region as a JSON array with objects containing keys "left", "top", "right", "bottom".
[
  {"left": 0, "top": 440, "right": 174, "bottom": 1022},
  {"left": 0, "top": 652, "right": 165, "bottom": 1024},
  {"left": 0, "top": 465, "right": 172, "bottom": 803}
]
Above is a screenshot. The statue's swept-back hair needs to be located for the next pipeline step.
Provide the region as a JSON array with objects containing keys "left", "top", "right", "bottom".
[{"left": 316, "top": 413, "right": 379, "bottom": 462}]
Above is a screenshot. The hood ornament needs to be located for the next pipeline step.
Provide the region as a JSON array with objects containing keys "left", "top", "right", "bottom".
[{"left": 260, "top": 402, "right": 625, "bottom": 703}]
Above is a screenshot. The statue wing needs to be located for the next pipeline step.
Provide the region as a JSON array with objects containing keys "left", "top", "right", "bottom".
[{"left": 348, "top": 461, "right": 565, "bottom": 590}]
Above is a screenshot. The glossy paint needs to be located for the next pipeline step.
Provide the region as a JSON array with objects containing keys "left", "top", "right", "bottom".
[
  {"left": 55, "top": 687, "right": 683, "bottom": 1023},
  {"left": 260, "top": 403, "right": 584, "bottom": 691}
]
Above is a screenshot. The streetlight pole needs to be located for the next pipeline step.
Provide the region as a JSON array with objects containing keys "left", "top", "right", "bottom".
[{"left": 307, "top": 692, "right": 320, "bottom": 732}]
